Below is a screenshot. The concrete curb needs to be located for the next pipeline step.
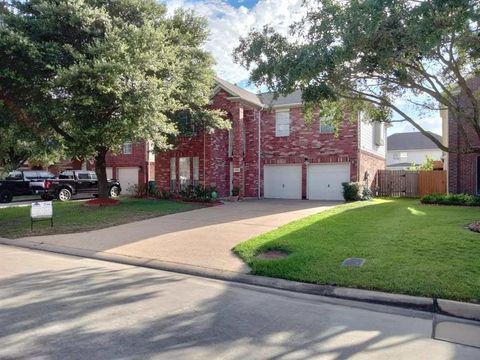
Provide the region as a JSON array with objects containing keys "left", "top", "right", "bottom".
[{"left": 1, "top": 237, "right": 478, "bottom": 321}]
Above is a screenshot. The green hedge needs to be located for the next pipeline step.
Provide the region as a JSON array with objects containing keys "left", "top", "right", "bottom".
[{"left": 420, "top": 193, "right": 480, "bottom": 206}]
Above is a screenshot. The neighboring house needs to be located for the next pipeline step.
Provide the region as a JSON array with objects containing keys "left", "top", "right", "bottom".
[
  {"left": 386, "top": 131, "right": 443, "bottom": 170},
  {"left": 442, "top": 76, "right": 480, "bottom": 195},
  {"left": 154, "top": 77, "right": 386, "bottom": 200}
]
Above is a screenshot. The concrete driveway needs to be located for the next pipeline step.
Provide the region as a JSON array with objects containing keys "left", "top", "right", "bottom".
[{"left": 16, "top": 199, "right": 338, "bottom": 273}]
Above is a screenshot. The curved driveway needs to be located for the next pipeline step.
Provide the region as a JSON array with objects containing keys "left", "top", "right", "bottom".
[{"left": 16, "top": 199, "right": 339, "bottom": 273}]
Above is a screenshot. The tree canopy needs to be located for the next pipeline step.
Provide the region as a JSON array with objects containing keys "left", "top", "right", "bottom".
[
  {"left": 0, "top": 0, "right": 227, "bottom": 195},
  {"left": 234, "top": 0, "right": 480, "bottom": 153}
]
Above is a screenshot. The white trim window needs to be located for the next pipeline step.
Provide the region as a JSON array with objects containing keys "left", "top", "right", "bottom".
[
  {"left": 122, "top": 141, "right": 132, "bottom": 155},
  {"left": 275, "top": 109, "right": 290, "bottom": 137},
  {"left": 179, "top": 157, "right": 191, "bottom": 189}
]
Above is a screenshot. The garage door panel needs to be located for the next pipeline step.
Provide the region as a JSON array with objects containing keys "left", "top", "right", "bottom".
[
  {"left": 308, "top": 163, "right": 350, "bottom": 201},
  {"left": 264, "top": 165, "right": 302, "bottom": 199},
  {"left": 118, "top": 167, "right": 139, "bottom": 194}
]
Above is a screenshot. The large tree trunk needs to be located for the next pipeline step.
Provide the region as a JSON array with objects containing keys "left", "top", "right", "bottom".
[{"left": 94, "top": 148, "right": 109, "bottom": 199}]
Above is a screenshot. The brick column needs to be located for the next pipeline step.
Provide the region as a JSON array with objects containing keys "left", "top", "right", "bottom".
[{"left": 232, "top": 104, "right": 245, "bottom": 197}]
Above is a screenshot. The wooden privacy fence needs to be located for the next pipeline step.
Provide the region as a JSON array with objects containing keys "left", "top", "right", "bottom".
[{"left": 376, "top": 170, "right": 447, "bottom": 197}]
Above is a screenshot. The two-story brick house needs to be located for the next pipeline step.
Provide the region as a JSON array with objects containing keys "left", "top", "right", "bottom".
[
  {"left": 150, "top": 77, "right": 386, "bottom": 200},
  {"left": 78, "top": 77, "right": 386, "bottom": 199}
]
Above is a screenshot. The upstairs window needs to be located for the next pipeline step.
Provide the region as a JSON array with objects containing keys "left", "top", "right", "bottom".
[
  {"left": 123, "top": 141, "right": 132, "bottom": 155},
  {"left": 275, "top": 110, "right": 290, "bottom": 137}
]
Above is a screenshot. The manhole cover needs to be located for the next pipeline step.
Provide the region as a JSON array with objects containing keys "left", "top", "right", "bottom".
[
  {"left": 256, "top": 250, "right": 289, "bottom": 260},
  {"left": 341, "top": 258, "right": 365, "bottom": 267}
]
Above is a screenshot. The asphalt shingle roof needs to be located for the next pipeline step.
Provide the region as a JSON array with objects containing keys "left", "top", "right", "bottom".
[
  {"left": 387, "top": 131, "right": 442, "bottom": 151},
  {"left": 214, "top": 77, "right": 303, "bottom": 108}
]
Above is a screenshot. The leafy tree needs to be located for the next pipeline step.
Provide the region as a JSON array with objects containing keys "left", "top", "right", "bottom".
[
  {"left": 0, "top": 0, "right": 227, "bottom": 197},
  {"left": 408, "top": 155, "right": 436, "bottom": 171},
  {"left": 234, "top": 0, "right": 480, "bottom": 153},
  {"left": 0, "top": 103, "right": 64, "bottom": 172}
]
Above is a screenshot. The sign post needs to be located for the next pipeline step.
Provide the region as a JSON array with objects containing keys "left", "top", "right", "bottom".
[{"left": 31, "top": 201, "right": 53, "bottom": 230}]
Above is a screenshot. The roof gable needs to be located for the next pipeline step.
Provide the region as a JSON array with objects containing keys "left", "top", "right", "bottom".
[
  {"left": 213, "top": 77, "right": 304, "bottom": 108},
  {"left": 387, "top": 131, "right": 442, "bottom": 151}
]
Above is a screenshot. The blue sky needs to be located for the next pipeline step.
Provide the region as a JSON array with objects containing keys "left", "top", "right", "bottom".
[
  {"left": 164, "top": 0, "right": 443, "bottom": 137},
  {"left": 225, "top": 0, "right": 258, "bottom": 8}
]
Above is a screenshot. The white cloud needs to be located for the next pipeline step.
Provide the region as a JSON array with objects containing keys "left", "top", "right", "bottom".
[
  {"left": 163, "top": 0, "right": 305, "bottom": 84},
  {"left": 164, "top": 0, "right": 444, "bottom": 136}
]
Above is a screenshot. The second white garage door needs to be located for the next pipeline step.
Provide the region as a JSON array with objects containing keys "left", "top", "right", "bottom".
[
  {"left": 307, "top": 163, "right": 350, "bottom": 201},
  {"left": 117, "top": 167, "right": 139, "bottom": 193},
  {"left": 264, "top": 165, "right": 302, "bottom": 199}
]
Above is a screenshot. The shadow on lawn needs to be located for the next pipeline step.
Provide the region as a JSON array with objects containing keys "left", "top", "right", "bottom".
[
  {"left": 235, "top": 198, "right": 480, "bottom": 301},
  {"left": 1, "top": 260, "right": 466, "bottom": 359}
]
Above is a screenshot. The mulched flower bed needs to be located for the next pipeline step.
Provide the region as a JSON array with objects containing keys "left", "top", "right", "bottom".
[
  {"left": 467, "top": 222, "right": 480, "bottom": 233},
  {"left": 84, "top": 198, "right": 121, "bottom": 207}
]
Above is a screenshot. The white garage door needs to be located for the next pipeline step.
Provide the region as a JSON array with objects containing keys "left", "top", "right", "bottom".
[
  {"left": 307, "top": 163, "right": 350, "bottom": 201},
  {"left": 264, "top": 165, "right": 302, "bottom": 199},
  {"left": 106, "top": 167, "right": 113, "bottom": 180},
  {"left": 117, "top": 167, "right": 139, "bottom": 193}
]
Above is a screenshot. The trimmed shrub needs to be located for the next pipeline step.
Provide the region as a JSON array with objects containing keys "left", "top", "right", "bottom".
[
  {"left": 155, "top": 188, "right": 173, "bottom": 200},
  {"left": 179, "top": 184, "right": 217, "bottom": 203},
  {"left": 420, "top": 193, "right": 480, "bottom": 206},
  {"left": 342, "top": 182, "right": 362, "bottom": 201}
]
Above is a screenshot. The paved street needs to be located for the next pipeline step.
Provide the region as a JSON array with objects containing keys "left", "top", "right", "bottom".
[
  {"left": 0, "top": 244, "right": 478, "bottom": 359},
  {"left": 17, "top": 199, "right": 338, "bottom": 273}
]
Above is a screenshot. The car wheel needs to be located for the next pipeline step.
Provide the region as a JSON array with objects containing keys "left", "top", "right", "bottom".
[
  {"left": 57, "top": 188, "right": 72, "bottom": 201},
  {"left": 109, "top": 185, "right": 120, "bottom": 198},
  {"left": 0, "top": 190, "right": 13, "bottom": 203}
]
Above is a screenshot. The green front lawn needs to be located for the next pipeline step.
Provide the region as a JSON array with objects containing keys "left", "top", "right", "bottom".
[
  {"left": 0, "top": 198, "right": 201, "bottom": 239},
  {"left": 234, "top": 198, "right": 480, "bottom": 302}
]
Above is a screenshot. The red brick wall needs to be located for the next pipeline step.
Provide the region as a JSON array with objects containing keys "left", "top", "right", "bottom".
[
  {"left": 358, "top": 150, "right": 386, "bottom": 191},
  {"left": 155, "top": 90, "right": 234, "bottom": 197},
  {"left": 260, "top": 107, "right": 359, "bottom": 198},
  {"left": 448, "top": 77, "right": 480, "bottom": 194},
  {"left": 102, "top": 141, "right": 147, "bottom": 184}
]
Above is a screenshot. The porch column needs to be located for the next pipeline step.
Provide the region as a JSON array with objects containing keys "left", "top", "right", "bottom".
[{"left": 232, "top": 104, "right": 245, "bottom": 197}]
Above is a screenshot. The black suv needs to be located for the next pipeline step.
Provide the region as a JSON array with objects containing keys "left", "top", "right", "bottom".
[
  {"left": 44, "top": 170, "right": 122, "bottom": 201},
  {"left": 0, "top": 170, "right": 56, "bottom": 203}
]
